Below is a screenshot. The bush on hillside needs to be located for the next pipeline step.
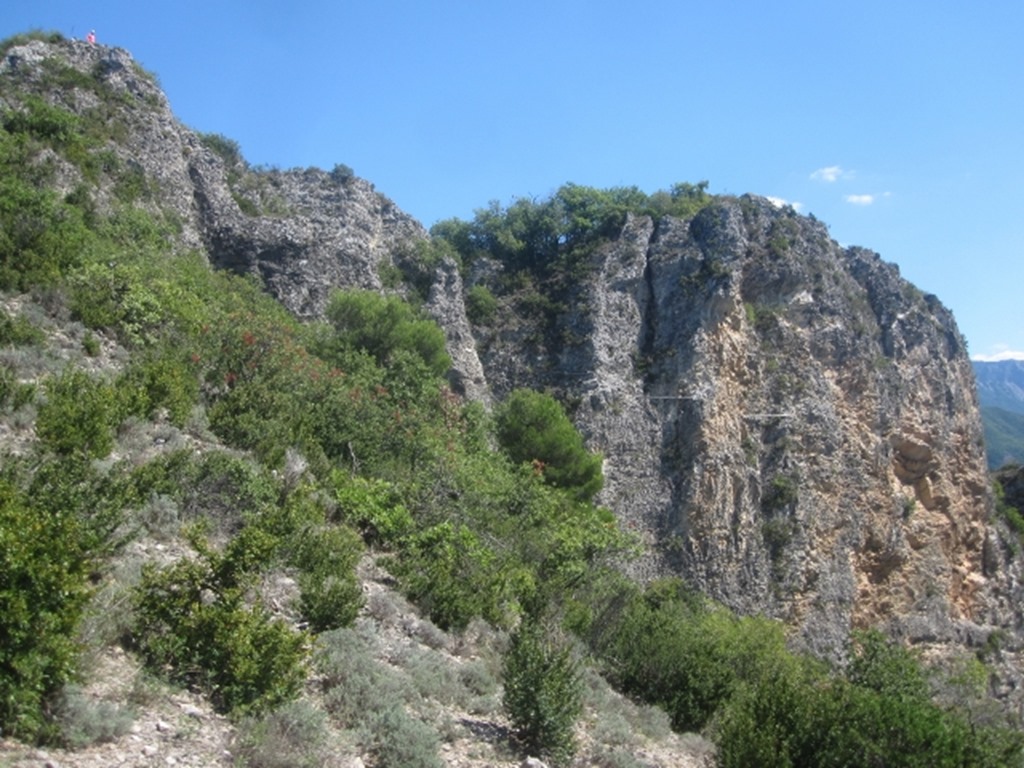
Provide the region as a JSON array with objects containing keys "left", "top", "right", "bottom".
[
  {"left": 0, "top": 481, "right": 92, "bottom": 742},
  {"left": 495, "top": 388, "right": 603, "bottom": 502},
  {"left": 322, "top": 289, "right": 451, "bottom": 377},
  {"left": 130, "top": 535, "right": 308, "bottom": 717},
  {"left": 503, "top": 619, "right": 583, "bottom": 765},
  {"left": 36, "top": 368, "right": 116, "bottom": 458}
]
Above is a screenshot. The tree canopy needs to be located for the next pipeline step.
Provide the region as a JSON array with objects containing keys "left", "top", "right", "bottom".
[
  {"left": 495, "top": 389, "right": 604, "bottom": 502},
  {"left": 430, "top": 181, "right": 711, "bottom": 277}
]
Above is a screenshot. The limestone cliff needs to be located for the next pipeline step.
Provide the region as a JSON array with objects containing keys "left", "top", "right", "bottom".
[
  {"left": 4, "top": 37, "right": 1021, "bottom": 677},
  {"left": 466, "top": 198, "right": 1017, "bottom": 664}
]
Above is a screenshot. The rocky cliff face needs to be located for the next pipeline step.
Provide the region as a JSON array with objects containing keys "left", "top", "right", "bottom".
[
  {"left": 5, "top": 38, "right": 1022, "bottom": 673},
  {"left": 474, "top": 198, "right": 1017, "bottom": 659}
]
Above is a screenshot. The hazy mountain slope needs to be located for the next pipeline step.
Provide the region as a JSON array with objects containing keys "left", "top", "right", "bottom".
[
  {"left": 982, "top": 405, "right": 1024, "bottom": 469},
  {"left": 974, "top": 360, "right": 1024, "bottom": 469},
  {"left": 974, "top": 360, "right": 1024, "bottom": 415}
]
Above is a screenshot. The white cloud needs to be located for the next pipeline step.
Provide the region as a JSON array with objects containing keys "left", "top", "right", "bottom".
[
  {"left": 766, "top": 196, "right": 803, "bottom": 212},
  {"left": 844, "top": 194, "right": 874, "bottom": 206},
  {"left": 810, "top": 165, "right": 848, "bottom": 183},
  {"left": 971, "top": 349, "right": 1024, "bottom": 362}
]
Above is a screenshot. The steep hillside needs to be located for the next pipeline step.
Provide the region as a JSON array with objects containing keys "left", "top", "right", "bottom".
[{"left": 2, "top": 33, "right": 1023, "bottom": 765}]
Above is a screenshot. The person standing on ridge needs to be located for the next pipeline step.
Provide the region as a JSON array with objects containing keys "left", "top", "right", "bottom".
[{"left": 86, "top": 30, "right": 96, "bottom": 45}]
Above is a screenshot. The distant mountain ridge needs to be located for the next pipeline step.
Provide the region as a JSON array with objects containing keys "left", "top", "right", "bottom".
[
  {"left": 973, "top": 360, "right": 1024, "bottom": 415},
  {"left": 974, "top": 360, "right": 1024, "bottom": 468}
]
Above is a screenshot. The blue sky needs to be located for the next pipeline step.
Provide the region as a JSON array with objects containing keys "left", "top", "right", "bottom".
[{"left": 4, "top": 1, "right": 1022, "bottom": 359}]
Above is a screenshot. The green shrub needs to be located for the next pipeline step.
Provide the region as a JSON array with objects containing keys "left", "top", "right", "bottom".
[
  {"left": 291, "top": 523, "right": 364, "bottom": 633},
  {"left": 25, "top": 455, "right": 131, "bottom": 555},
  {"left": 115, "top": 346, "right": 200, "bottom": 427},
  {"left": 81, "top": 330, "right": 100, "bottom": 356},
  {"left": 0, "top": 366, "right": 36, "bottom": 411},
  {"left": 0, "top": 31, "right": 65, "bottom": 55},
  {"left": 587, "top": 578, "right": 789, "bottom": 733},
  {"left": 130, "top": 543, "right": 307, "bottom": 717},
  {"left": 391, "top": 522, "right": 508, "bottom": 631},
  {"left": 176, "top": 451, "right": 278, "bottom": 531},
  {"left": 329, "top": 163, "right": 354, "bottom": 184},
  {"left": 36, "top": 368, "right": 116, "bottom": 458},
  {"left": 465, "top": 284, "right": 498, "bottom": 325},
  {"left": 762, "top": 473, "right": 798, "bottom": 512},
  {"left": 331, "top": 472, "right": 413, "bottom": 546},
  {"left": 69, "top": 260, "right": 168, "bottom": 344},
  {"left": 199, "top": 132, "right": 244, "bottom": 167},
  {"left": 0, "top": 308, "right": 45, "bottom": 346},
  {"left": 0, "top": 164, "right": 93, "bottom": 290},
  {"left": 993, "top": 478, "right": 1024, "bottom": 546},
  {"left": 495, "top": 389, "right": 603, "bottom": 502},
  {"left": 322, "top": 289, "right": 451, "bottom": 377},
  {"left": 502, "top": 620, "right": 583, "bottom": 765},
  {"left": 711, "top": 629, "right": 1024, "bottom": 768},
  {"left": 0, "top": 481, "right": 92, "bottom": 742}
]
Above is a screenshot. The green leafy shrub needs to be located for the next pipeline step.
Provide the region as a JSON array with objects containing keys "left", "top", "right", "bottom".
[
  {"left": 762, "top": 472, "right": 798, "bottom": 512},
  {"left": 0, "top": 159, "right": 93, "bottom": 290},
  {"left": 130, "top": 547, "right": 307, "bottom": 717},
  {"left": 392, "top": 522, "right": 508, "bottom": 631},
  {"left": 25, "top": 455, "right": 131, "bottom": 555},
  {"left": 430, "top": 181, "right": 712, "bottom": 281},
  {"left": 329, "top": 163, "right": 354, "bottom": 184},
  {"left": 115, "top": 346, "right": 200, "bottom": 427},
  {"left": 291, "top": 523, "right": 364, "bottom": 633},
  {"left": 129, "top": 449, "right": 275, "bottom": 519},
  {"left": 465, "top": 284, "right": 498, "bottom": 324},
  {"left": 0, "top": 31, "right": 65, "bottom": 56},
  {"left": 199, "top": 132, "right": 244, "bottom": 167},
  {"left": 0, "top": 366, "right": 37, "bottom": 412},
  {"left": 0, "top": 481, "right": 92, "bottom": 742},
  {"left": 587, "top": 578, "right": 788, "bottom": 733},
  {"left": 176, "top": 450, "right": 278, "bottom": 531},
  {"left": 993, "top": 476, "right": 1024, "bottom": 547},
  {"left": 0, "top": 308, "right": 45, "bottom": 346},
  {"left": 69, "top": 260, "right": 168, "bottom": 345},
  {"left": 322, "top": 289, "right": 451, "bottom": 377},
  {"left": 331, "top": 472, "right": 413, "bottom": 546},
  {"left": 502, "top": 620, "right": 583, "bottom": 765},
  {"left": 36, "top": 368, "right": 116, "bottom": 458},
  {"left": 81, "top": 330, "right": 100, "bottom": 356},
  {"left": 495, "top": 388, "right": 603, "bottom": 502},
  {"left": 711, "top": 629, "right": 1024, "bottom": 767}
]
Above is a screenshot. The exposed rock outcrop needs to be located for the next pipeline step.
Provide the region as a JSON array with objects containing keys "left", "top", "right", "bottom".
[{"left": 462, "top": 195, "right": 1021, "bottom": 667}]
